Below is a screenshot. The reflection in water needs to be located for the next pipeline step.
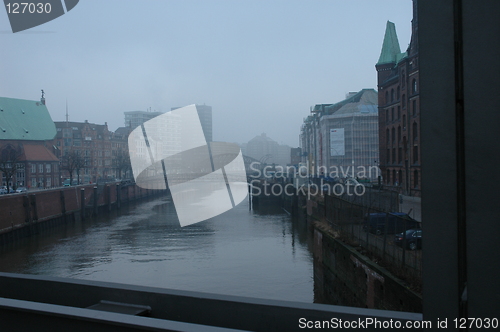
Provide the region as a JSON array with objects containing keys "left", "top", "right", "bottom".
[{"left": 0, "top": 197, "right": 315, "bottom": 302}]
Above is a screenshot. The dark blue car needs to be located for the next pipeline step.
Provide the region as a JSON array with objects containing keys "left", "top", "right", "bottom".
[
  {"left": 394, "top": 228, "right": 422, "bottom": 250},
  {"left": 364, "top": 212, "right": 419, "bottom": 235}
]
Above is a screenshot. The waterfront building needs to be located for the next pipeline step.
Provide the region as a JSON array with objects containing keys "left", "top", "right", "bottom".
[
  {"left": 171, "top": 104, "right": 213, "bottom": 143},
  {"left": 0, "top": 95, "right": 60, "bottom": 188},
  {"left": 124, "top": 109, "right": 163, "bottom": 130},
  {"left": 299, "top": 89, "right": 379, "bottom": 180},
  {"left": 290, "top": 147, "right": 302, "bottom": 167},
  {"left": 110, "top": 126, "right": 132, "bottom": 179},
  {"left": 246, "top": 133, "right": 291, "bottom": 167},
  {"left": 375, "top": 0, "right": 420, "bottom": 195},
  {"left": 52, "top": 120, "right": 114, "bottom": 183}
]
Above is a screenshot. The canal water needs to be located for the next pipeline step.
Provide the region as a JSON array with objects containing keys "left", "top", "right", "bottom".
[{"left": 0, "top": 197, "right": 316, "bottom": 303}]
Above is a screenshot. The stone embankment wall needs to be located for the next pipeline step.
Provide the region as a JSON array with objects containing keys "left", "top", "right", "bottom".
[{"left": 0, "top": 183, "right": 162, "bottom": 244}]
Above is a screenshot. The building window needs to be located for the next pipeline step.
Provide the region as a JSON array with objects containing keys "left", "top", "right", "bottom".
[
  {"left": 31, "top": 178, "right": 36, "bottom": 188},
  {"left": 397, "top": 86, "right": 400, "bottom": 100},
  {"left": 403, "top": 115, "right": 406, "bottom": 130},
  {"left": 397, "top": 106, "right": 401, "bottom": 120},
  {"left": 392, "top": 127, "right": 395, "bottom": 144},
  {"left": 399, "top": 171, "right": 402, "bottom": 185},
  {"left": 386, "top": 109, "right": 389, "bottom": 122},
  {"left": 392, "top": 148, "right": 396, "bottom": 164},
  {"left": 402, "top": 95, "right": 406, "bottom": 108},
  {"left": 38, "top": 164, "right": 43, "bottom": 173},
  {"left": 398, "top": 147, "right": 402, "bottom": 163},
  {"left": 386, "top": 169, "right": 390, "bottom": 184},
  {"left": 46, "top": 164, "right": 51, "bottom": 173},
  {"left": 402, "top": 71, "right": 406, "bottom": 87},
  {"left": 386, "top": 149, "right": 390, "bottom": 163},
  {"left": 413, "top": 122, "right": 418, "bottom": 141},
  {"left": 386, "top": 129, "right": 390, "bottom": 144},
  {"left": 413, "top": 99, "right": 417, "bottom": 116},
  {"left": 412, "top": 79, "right": 418, "bottom": 93},
  {"left": 392, "top": 170, "right": 396, "bottom": 185},
  {"left": 385, "top": 91, "right": 389, "bottom": 104},
  {"left": 398, "top": 126, "right": 402, "bottom": 142},
  {"left": 46, "top": 177, "right": 51, "bottom": 188},
  {"left": 391, "top": 89, "right": 394, "bottom": 102},
  {"left": 414, "top": 170, "right": 419, "bottom": 188},
  {"left": 31, "top": 163, "right": 36, "bottom": 173},
  {"left": 391, "top": 108, "right": 394, "bottom": 121},
  {"left": 414, "top": 145, "right": 419, "bottom": 163}
]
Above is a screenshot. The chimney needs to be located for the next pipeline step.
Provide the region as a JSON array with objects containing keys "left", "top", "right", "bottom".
[{"left": 41, "top": 89, "right": 46, "bottom": 105}]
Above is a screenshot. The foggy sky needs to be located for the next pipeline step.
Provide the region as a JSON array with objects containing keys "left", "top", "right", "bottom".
[{"left": 0, "top": 0, "right": 412, "bottom": 147}]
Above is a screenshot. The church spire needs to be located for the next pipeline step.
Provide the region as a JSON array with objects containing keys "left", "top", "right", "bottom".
[{"left": 377, "top": 21, "right": 402, "bottom": 65}]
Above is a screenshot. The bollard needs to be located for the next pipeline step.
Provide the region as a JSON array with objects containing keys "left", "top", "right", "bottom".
[
  {"left": 80, "top": 188, "right": 85, "bottom": 221},
  {"left": 93, "top": 186, "right": 98, "bottom": 216}
]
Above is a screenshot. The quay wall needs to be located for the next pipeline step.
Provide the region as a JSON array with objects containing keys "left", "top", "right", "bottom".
[
  {"left": 251, "top": 179, "right": 422, "bottom": 312},
  {"left": 313, "top": 224, "right": 422, "bottom": 312},
  {"left": 0, "top": 183, "right": 164, "bottom": 244}
]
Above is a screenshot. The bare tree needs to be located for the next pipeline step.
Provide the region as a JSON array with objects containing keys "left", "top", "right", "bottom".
[
  {"left": 61, "top": 150, "right": 85, "bottom": 185},
  {"left": 114, "top": 149, "right": 131, "bottom": 179},
  {"left": 0, "top": 145, "right": 24, "bottom": 193}
]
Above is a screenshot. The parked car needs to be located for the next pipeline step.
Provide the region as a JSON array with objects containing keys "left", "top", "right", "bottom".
[
  {"left": 394, "top": 228, "right": 422, "bottom": 250},
  {"left": 364, "top": 212, "right": 420, "bottom": 235},
  {"left": 63, "top": 179, "right": 79, "bottom": 186},
  {"left": 344, "top": 177, "right": 361, "bottom": 186},
  {"left": 0, "top": 188, "right": 7, "bottom": 195},
  {"left": 16, "top": 187, "right": 27, "bottom": 193}
]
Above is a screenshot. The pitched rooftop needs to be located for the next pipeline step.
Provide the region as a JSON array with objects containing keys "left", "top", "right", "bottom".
[
  {"left": 315, "top": 89, "right": 378, "bottom": 116},
  {"left": 377, "top": 21, "right": 407, "bottom": 65},
  {"left": 0, "top": 97, "right": 56, "bottom": 141}
]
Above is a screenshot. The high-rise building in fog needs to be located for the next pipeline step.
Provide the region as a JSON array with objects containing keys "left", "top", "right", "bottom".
[
  {"left": 171, "top": 104, "right": 212, "bottom": 142},
  {"left": 124, "top": 110, "right": 163, "bottom": 130}
]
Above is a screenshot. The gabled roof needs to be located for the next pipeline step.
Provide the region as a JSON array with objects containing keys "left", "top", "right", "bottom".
[
  {"left": 0, "top": 97, "right": 56, "bottom": 141},
  {"left": 323, "top": 89, "right": 378, "bottom": 116},
  {"left": 54, "top": 121, "right": 110, "bottom": 138},
  {"left": 377, "top": 21, "right": 407, "bottom": 65},
  {"left": 114, "top": 126, "right": 131, "bottom": 136},
  {"left": 21, "top": 143, "right": 59, "bottom": 162}
]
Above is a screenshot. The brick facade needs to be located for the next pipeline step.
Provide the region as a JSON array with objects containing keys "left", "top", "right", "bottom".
[{"left": 376, "top": 0, "right": 420, "bottom": 196}]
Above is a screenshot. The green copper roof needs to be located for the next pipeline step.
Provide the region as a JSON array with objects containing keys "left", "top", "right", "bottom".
[
  {"left": 0, "top": 97, "right": 56, "bottom": 140},
  {"left": 377, "top": 21, "right": 404, "bottom": 65}
]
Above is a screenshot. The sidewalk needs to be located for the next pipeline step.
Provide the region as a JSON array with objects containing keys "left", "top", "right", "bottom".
[{"left": 399, "top": 195, "right": 421, "bottom": 222}]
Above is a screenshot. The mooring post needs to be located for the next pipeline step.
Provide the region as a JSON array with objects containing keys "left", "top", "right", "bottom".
[
  {"left": 80, "top": 188, "right": 85, "bottom": 221},
  {"left": 93, "top": 186, "right": 98, "bottom": 216}
]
